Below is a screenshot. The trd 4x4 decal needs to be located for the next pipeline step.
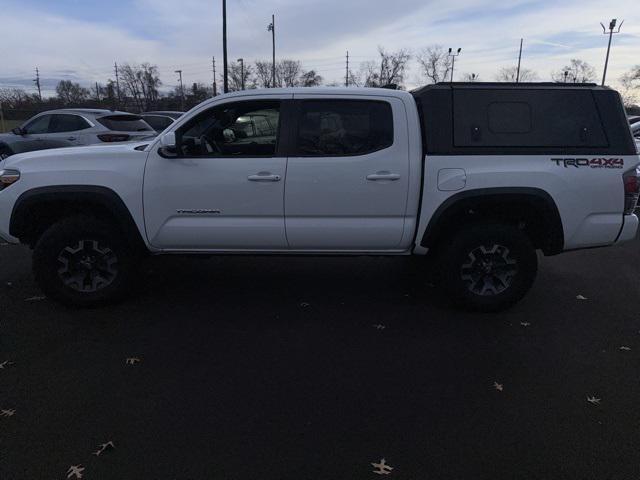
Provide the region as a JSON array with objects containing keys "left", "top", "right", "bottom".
[{"left": 551, "top": 158, "right": 624, "bottom": 169}]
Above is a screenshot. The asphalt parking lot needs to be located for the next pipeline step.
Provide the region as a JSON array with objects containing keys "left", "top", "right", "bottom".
[{"left": 1, "top": 238, "right": 640, "bottom": 480}]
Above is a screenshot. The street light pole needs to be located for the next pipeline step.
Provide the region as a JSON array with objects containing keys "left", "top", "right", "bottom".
[
  {"left": 600, "top": 18, "right": 623, "bottom": 86},
  {"left": 238, "top": 58, "right": 245, "bottom": 90},
  {"left": 222, "top": 0, "right": 229, "bottom": 93},
  {"left": 268, "top": 15, "right": 276, "bottom": 87},
  {"left": 448, "top": 47, "right": 462, "bottom": 82}
]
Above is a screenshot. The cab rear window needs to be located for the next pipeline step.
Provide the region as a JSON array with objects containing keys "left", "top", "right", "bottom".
[{"left": 97, "top": 115, "right": 153, "bottom": 132}]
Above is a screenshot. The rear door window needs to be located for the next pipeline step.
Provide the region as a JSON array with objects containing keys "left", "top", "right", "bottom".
[
  {"left": 49, "top": 114, "right": 91, "bottom": 133},
  {"left": 97, "top": 115, "right": 153, "bottom": 132},
  {"left": 293, "top": 100, "right": 394, "bottom": 156}
]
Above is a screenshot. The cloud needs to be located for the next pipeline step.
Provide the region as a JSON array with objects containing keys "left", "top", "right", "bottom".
[{"left": 1, "top": 0, "right": 639, "bottom": 94}]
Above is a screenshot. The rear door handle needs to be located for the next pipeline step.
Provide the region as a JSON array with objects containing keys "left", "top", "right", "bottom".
[
  {"left": 67, "top": 137, "right": 77, "bottom": 141},
  {"left": 248, "top": 172, "right": 281, "bottom": 182},
  {"left": 366, "top": 171, "right": 401, "bottom": 181}
]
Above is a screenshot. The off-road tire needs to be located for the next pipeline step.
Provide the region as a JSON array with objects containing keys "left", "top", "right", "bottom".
[
  {"left": 32, "top": 215, "right": 137, "bottom": 307},
  {"left": 438, "top": 223, "right": 537, "bottom": 312}
]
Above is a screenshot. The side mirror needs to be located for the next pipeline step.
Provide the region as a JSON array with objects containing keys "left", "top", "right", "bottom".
[
  {"left": 159, "top": 132, "right": 176, "bottom": 148},
  {"left": 158, "top": 132, "right": 177, "bottom": 157},
  {"left": 11, "top": 127, "right": 24, "bottom": 136}
]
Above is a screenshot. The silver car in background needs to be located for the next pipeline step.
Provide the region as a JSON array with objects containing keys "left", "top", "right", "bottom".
[{"left": 0, "top": 109, "right": 155, "bottom": 159}]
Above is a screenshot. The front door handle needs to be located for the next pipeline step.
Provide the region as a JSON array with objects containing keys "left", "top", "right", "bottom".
[
  {"left": 366, "top": 171, "right": 401, "bottom": 181},
  {"left": 67, "top": 137, "right": 77, "bottom": 141},
  {"left": 248, "top": 172, "right": 281, "bottom": 182}
]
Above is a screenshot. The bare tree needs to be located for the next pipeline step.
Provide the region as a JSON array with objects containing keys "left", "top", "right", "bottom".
[
  {"left": 620, "top": 65, "right": 640, "bottom": 106},
  {"left": 551, "top": 59, "right": 596, "bottom": 83},
  {"left": 495, "top": 66, "right": 538, "bottom": 82},
  {"left": 0, "top": 88, "right": 38, "bottom": 108},
  {"left": 278, "top": 59, "right": 302, "bottom": 87},
  {"left": 55, "top": 80, "right": 90, "bottom": 105},
  {"left": 299, "top": 70, "right": 323, "bottom": 87},
  {"left": 227, "top": 63, "right": 255, "bottom": 91},
  {"left": 416, "top": 45, "right": 452, "bottom": 84},
  {"left": 254, "top": 60, "right": 274, "bottom": 88},
  {"left": 119, "top": 63, "right": 162, "bottom": 111},
  {"left": 360, "top": 47, "right": 411, "bottom": 87}
]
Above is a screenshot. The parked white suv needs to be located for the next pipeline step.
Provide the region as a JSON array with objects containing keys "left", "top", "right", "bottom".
[{"left": 0, "top": 84, "right": 638, "bottom": 311}]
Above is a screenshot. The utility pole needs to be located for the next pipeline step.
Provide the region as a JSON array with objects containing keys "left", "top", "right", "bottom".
[
  {"left": 448, "top": 48, "right": 462, "bottom": 82},
  {"left": 222, "top": 0, "right": 229, "bottom": 93},
  {"left": 175, "top": 70, "right": 184, "bottom": 110},
  {"left": 33, "top": 67, "right": 42, "bottom": 101},
  {"left": 268, "top": 14, "right": 276, "bottom": 87},
  {"left": 516, "top": 38, "right": 523, "bottom": 83},
  {"left": 600, "top": 19, "right": 623, "bottom": 86},
  {"left": 114, "top": 62, "right": 121, "bottom": 107},
  {"left": 212, "top": 57, "right": 217, "bottom": 96},
  {"left": 238, "top": 58, "right": 245, "bottom": 90},
  {"left": 95, "top": 82, "right": 100, "bottom": 101},
  {"left": 345, "top": 51, "right": 349, "bottom": 87}
]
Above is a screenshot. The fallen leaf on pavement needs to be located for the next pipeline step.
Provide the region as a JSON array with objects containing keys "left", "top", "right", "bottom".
[
  {"left": 520, "top": 322, "right": 531, "bottom": 327},
  {"left": 372, "top": 324, "right": 386, "bottom": 330},
  {"left": 93, "top": 440, "right": 115, "bottom": 456},
  {"left": 371, "top": 458, "right": 393, "bottom": 475},
  {"left": 493, "top": 382, "right": 504, "bottom": 391},
  {"left": 619, "top": 346, "right": 631, "bottom": 351},
  {"left": 0, "top": 360, "right": 14, "bottom": 369},
  {"left": 576, "top": 295, "right": 588, "bottom": 300},
  {"left": 587, "top": 396, "right": 601, "bottom": 405},
  {"left": 1, "top": 409, "right": 15, "bottom": 417},
  {"left": 67, "top": 465, "right": 85, "bottom": 479},
  {"left": 125, "top": 357, "right": 141, "bottom": 365},
  {"left": 24, "top": 296, "right": 46, "bottom": 302}
]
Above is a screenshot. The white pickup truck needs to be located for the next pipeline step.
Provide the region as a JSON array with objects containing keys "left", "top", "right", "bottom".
[{"left": 0, "top": 83, "right": 638, "bottom": 311}]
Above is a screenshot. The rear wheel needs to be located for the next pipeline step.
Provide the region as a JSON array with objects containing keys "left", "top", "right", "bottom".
[
  {"left": 438, "top": 223, "right": 537, "bottom": 312},
  {"left": 33, "top": 216, "right": 137, "bottom": 307}
]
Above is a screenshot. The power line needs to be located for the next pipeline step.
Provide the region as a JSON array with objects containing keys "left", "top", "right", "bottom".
[
  {"left": 114, "top": 62, "right": 121, "bottom": 107},
  {"left": 175, "top": 70, "right": 184, "bottom": 110},
  {"left": 516, "top": 38, "right": 523, "bottom": 83},
  {"left": 268, "top": 14, "right": 276, "bottom": 87},
  {"left": 212, "top": 57, "right": 217, "bottom": 97},
  {"left": 33, "top": 67, "right": 42, "bottom": 101},
  {"left": 345, "top": 51, "right": 349, "bottom": 87},
  {"left": 222, "top": 0, "right": 229, "bottom": 93}
]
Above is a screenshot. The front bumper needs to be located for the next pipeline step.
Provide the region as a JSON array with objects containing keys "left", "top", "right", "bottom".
[{"left": 615, "top": 214, "right": 639, "bottom": 244}]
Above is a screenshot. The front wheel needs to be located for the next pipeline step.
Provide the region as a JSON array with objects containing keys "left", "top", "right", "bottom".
[
  {"left": 438, "top": 223, "right": 538, "bottom": 312},
  {"left": 33, "top": 216, "right": 137, "bottom": 307}
]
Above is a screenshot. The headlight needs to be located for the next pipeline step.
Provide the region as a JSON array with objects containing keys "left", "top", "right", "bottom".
[{"left": 0, "top": 169, "right": 20, "bottom": 190}]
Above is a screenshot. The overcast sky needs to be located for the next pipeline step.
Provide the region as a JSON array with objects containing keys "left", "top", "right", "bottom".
[{"left": 1, "top": 0, "right": 638, "bottom": 95}]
